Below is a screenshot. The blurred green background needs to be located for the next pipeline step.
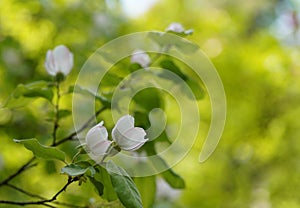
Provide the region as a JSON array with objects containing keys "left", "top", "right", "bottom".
[{"left": 1, "top": 0, "right": 300, "bottom": 207}]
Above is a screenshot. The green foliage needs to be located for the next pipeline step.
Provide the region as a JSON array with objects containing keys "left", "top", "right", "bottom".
[
  {"left": 4, "top": 81, "right": 53, "bottom": 108},
  {"left": 134, "top": 176, "right": 156, "bottom": 208},
  {"left": 14, "top": 138, "right": 65, "bottom": 162},
  {"left": 107, "top": 161, "right": 143, "bottom": 208},
  {"left": 61, "top": 163, "right": 96, "bottom": 177},
  {"left": 1, "top": 0, "right": 299, "bottom": 207},
  {"left": 94, "top": 165, "right": 118, "bottom": 201}
]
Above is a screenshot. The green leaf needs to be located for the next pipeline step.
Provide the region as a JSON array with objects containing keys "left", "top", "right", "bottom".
[
  {"left": 88, "top": 176, "right": 104, "bottom": 196},
  {"left": 69, "top": 85, "right": 110, "bottom": 106},
  {"left": 14, "top": 139, "right": 65, "bottom": 162},
  {"left": 148, "top": 32, "right": 198, "bottom": 53},
  {"left": 4, "top": 81, "right": 54, "bottom": 108},
  {"left": 14, "top": 81, "right": 53, "bottom": 101},
  {"left": 134, "top": 176, "right": 156, "bottom": 208},
  {"left": 150, "top": 155, "right": 185, "bottom": 189},
  {"left": 133, "top": 88, "right": 164, "bottom": 112},
  {"left": 58, "top": 109, "right": 72, "bottom": 120},
  {"left": 162, "top": 168, "right": 185, "bottom": 189},
  {"left": 107, "top": 160, "right": 143, "bottom": 208},
  {"left": 185, "top": 78, "right": 205, "bottom": 100},
  {"left": 159, "top": 59, "right": 187, "bottom": 80},
  {"left": 94, "top": 165, "right": 117, "bottom": 201},
  {"left": 61, "top": 163, "right": 96, "bottom": 177}
]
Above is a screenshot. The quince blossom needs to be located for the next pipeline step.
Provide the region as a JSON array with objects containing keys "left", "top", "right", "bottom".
[
  {"left": 45, "top": 45, "right": 74, "bottom": 76},
  {"left": 130, "top": 50, "right": 151, "bottom": 68},
  {"left": 85, "top": 115, "right": 148, "bottom": 162}
]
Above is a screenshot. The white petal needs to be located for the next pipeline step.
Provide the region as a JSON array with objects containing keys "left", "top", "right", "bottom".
[
  {"left": 44, "top": 50, "right": 57, "bottom": 76},
  {"left": 131, "top": 50, "right": 151, "bottom": 68},
  {"left": 113, "top": 115, "right": 134, "bottom": 134},
  {"left": 166, "top": 22, "right": 185, "bottom": 33},
  {"left": 86, "top": 123, "right": 108, "bottom": 151},
  {"left": 115, "top": 127, "right": 148, "bottom": 151},
  {"left": 53, "top": 45, "right": 73, "bottom": 76}
]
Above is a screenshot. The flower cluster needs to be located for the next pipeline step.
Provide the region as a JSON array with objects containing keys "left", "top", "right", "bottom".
[{"left": 86, "top": 115, "right": 148, "bottom": 162}]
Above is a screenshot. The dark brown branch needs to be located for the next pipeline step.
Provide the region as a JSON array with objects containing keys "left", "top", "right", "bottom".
[
  {"left": 53, "top": 106, "right": 106, "bottom": 146},
  {"left": 0, "top": 157, "right": 35, "bottom": 186},
  {"left": 0, "top": 177, "right": 78, "bottom": 207},
  {"left": 5, "top": 182, "right": 88, "bottom": 208},
  {"left": 5, "top": 183, "right": 46, "bottom": 200}
]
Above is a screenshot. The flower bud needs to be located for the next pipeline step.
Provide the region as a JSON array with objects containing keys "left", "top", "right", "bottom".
[
  {"left": 45, "top": 45, "right": 74, "bottom": 77},
  {"left": 112, "top": 115, "right": 148, "bottom": 151},
  {"left": 131, "top": 50, "right": 151, "bottom": 68},
  {"left": 165, "top": 22, "right": 185, "bottom": 33},
  {"left": 85, "top": 122, "right": 112, "bottom": 161}
]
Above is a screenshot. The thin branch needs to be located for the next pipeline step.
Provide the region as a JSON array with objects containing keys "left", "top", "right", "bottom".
[
  {"left": 0, "top": 177, "right": 78, "bottom": 207},
  {"left": 0, "top": 157, "right": 35, "bottom": 186},
  {"left": 53, "top": 106, "right": 106, "bottom": 146},
  {"left": 52, "top": 80, "right": 60, "bottom": 146},
  {"left": 5, "top": 183, "right": 46, "bottom": 200},
  {"left": 5, "top": 182, "right": 88, "bottom": 208}
]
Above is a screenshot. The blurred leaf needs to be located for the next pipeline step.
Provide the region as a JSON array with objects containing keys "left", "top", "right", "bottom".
[
  {"left": 94, "top": 165, "right": 117, "bottom": 201},
  {"left": 58, "top": 109, "right": 71, "bottom": 120},
  {"left": 160, "top": 59, "right": 187, "bottom": 80},
  {"left": 184, "top": 78, "right": 205, "bottom": 100},
  {"left": 134, "top": 176, "right": 156, "bottom": 208},
  {"left": 88, "top": 176, "right": 104, "bottom": 196},
  {"left": 148, "top": 32, "right": 198, "bottom": 53},
  {"left": 162, "top": 168, "right": 185, "bottom": 189},
  {"left": 150, "top": 155, "right": 185, "bottom": 189},
  {"left": 4, "top": 81, "right": 53, "bottom": 108},
  {"left": 100, "top": 72, "right": 123, "bottom": 87},
  {"left": 69, "top": 85, "right": 110, "bottom": 106},
  {"left": 61, "top": 163, "right": 95, "bottom": 177},
  {"left": 133, "top": 88, "right": 164, "bottom": 112},
  {"left": 107, "top": 160, "right": 143, "bottom": 208},
  {"left": 14, "top": 138, "right": 65, "bottom": 162},
  {"left": 14, "top": 81, "right": 53, "bottom": 101}
]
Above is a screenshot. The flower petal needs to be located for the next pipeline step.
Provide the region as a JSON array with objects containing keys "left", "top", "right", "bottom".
[
  {"left": 53, "top": 45, "right": 73, "bottom": 76},
  {"left": 165, "top": 22, "right": 185, "bottom": 33},
  {"left": 44, "top": 50, "right": 57, "bottom": 76},
  {"left": 112, "top": 115, "right": 134, "bottom": 135},
  {"left": 115, "top": 127, "right": 148, "bottom": 151},
  {"left": 131, "top": 50, "right": 151, "bottom": 68},
  {"left": 86, "top": 123, "right": 108, "bottom": 151}
]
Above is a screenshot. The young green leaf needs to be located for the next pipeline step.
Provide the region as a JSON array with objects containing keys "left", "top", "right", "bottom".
[
  {"left": 134, "top": 176, "right": 156, "bottom": 208},
  {"left": 14, "top": 81, "right": 53, "bottom": 101},
  {"left": 58, "top": 109, "right": 72, "bottom": 120},
  {"left": 88, "top": 176, "right": 104, "bottom": 196},
  {"left": 94, "top": 165, "right": 117, "bottom": 201},
  {"left": 107, "top": 160, "right": 143, "bottom": 208},
  {"left": 61, "top": 163, "right": 95, "bottom": 177},
  {"left": 150, "top": 155, "right": 185, "bottom": 189},
  {"left": 69, "top": 85, "right": 110, "bottom": 106},
  {"left": 14, "top": 138, "right": 65, "bottom": 162},
  {"left": 160, "top": 59, "right": 187, "bottom": 80}
]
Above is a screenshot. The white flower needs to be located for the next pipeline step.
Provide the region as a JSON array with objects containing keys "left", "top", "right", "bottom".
[
  {"left": 85, "top": 121, "right": 112, "bottom": 161},
  {"left": 112, "top": 115, "right": 148, "bottom": 151},
  {"left": 131, "top": 50, "right": 151, "bottom": 68},
  {"left": 45, "top": 45, "right": 74, "bottom": 76},
  {"left": 165, "top": 22, "right": 185, "bottom": 33}
]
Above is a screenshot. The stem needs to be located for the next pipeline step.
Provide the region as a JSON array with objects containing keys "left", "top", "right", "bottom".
[
  {"left": 52, "top": 80, "right": 60, "bottom": 146},
  {"left": 53, "top": 106, "right": 106, "bottom": 146},
  {"left": 6, "top": 183, "right": 46, "bottom": 200},
  {"left": 0, "top": 177, "right": 78, "bottom": 207},
  {"left": 0, "top": 157, "right": 35, "bottom": 186}
]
